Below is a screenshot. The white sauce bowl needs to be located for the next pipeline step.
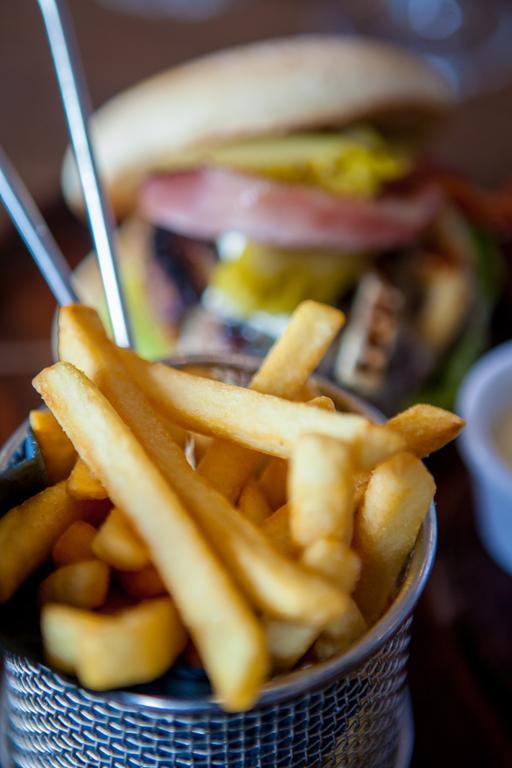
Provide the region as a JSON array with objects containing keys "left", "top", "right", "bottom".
[{"left": 457, "top": 340, "right": 512, "bottom": 574}]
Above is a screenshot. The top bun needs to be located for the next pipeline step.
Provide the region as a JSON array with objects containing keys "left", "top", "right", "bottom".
[{"left": 62, "top": 35, "right": 455, "bottom": 217}]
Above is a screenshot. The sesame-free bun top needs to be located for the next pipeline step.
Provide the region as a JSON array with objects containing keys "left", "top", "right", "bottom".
[{"left": 62, "top": 35, "right": 455, "bottom": 217}]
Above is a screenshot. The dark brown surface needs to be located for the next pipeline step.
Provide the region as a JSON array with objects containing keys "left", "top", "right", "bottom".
[
  {"left": 410, "top": 450, "right": 512, "bottom": 767},
  {"left": 0, "top": 205, "right": 511, "bottom": 766}
]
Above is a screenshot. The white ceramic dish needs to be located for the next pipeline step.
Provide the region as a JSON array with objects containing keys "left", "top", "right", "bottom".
[{"left": 457, "top": 340, "right": 512, "bottom": 574}]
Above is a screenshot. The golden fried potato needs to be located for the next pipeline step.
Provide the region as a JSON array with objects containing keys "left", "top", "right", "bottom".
[
  {"left": 259, "top": 459, "right": 288, "bottom": 511},
  {"left": 57, "top": 308, "right": 348, "bottom": 628},
  {"left": 387, "top": 404, "right": 465, "bottom": 457},
  {"left": 265, "top": 619, "right": 317, "bottom": 671},
  {"left": 117, "top": 565, "right": 167, "bottom": 600},
  {"left": 123, "top": 357, "right": 404, "bottom": 470},
  {"left": 52, "top": 521, "right": 97, "bottom": 565},
  {"left": 290, "top": 434, "right": 355, "bottom": 546},
  {"left": 301, "top": 539, "right": 361, "bottom": 593},
  {"left": 0, "top": 482, "right": 85, "bottom": 603},
  {"left": 260, "top": 505, "right": 296, "bottom": 558},
  {"left": 41, "top": 598, "right": 187, "bottom": 689},
  {"left": 195, "top": 301, "right": 344, "bottom": 501},
  {"left": 238, "top": 481, "right": 272, "bottom": 525},
  {"left": 39, "top": 560, "right": 110, "bottom": 609},
  {"left": 34, "top": 357, "right": 267, "bottom": 711},
  {"left": 93, "top": 508, "right": 150, "bottom": 572},
  {"left": 67, "top": 458, "right": 108, "bottom": 500},
  {"left": 354, "top": 452, "right": 435, "bottom": 622},
  {"left": 313, "top": 600, "right": 367, "bottom": 660},
  {"left": 29, "top": 409, "right": 76, "bottom": 483}
]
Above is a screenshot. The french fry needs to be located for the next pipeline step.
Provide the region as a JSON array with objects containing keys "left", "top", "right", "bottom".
[
  {"left": 238, "top": 481, "right": 271, "bottom": 525},
  {"left": 198, "top": 446, "right": 260, "bottom": 504},
  {"left": 41, "top": 598, "right": 187, "bottom": 689},
  {"left": 80, "top": 598, "right": 186, "bottom": 690},
  {"left": 57, "top": 306, "right": 347, "bottom": 628},
  {"left": 265, "top": 619, "right": 318, "bottom": 671},
  {"left": 354, "top": 452, "right": 436, "bottom": 623},
  {"left": 158, "top": 414, "right": 189, "bottom": 450},
  {"left": 313, "top": 600, "right": 367, "bottom": 660},
  {"left": 5, "top": 292, "right": 460, "bottom": 706},
  {"left": 118, "top": 565, "right": 167, "bottom": 600},
  {"left": 387, "top": 404, "right": 465, "bottom": 457},
  {"left": 349, "top": 404, "right": 463, "bottom": 511},
  {"left": 285, "top": 563, "right": 365, "bottom": 665},
  {"left": 307, "top": 395, "right": 336, "bottom": 412},
  {"left": 120, "top": 356, "right": 404, "bottom": 470},
  {"left": 52, "top": 521, "right": 97, "bottom": 565},
  {"left": 151, "top": 472, "right": 346, "bottom": 626},
  {"left": 39, "top": 560, "right": 110, "bottom": 609},
  {"left": 266, "top": 596, "right": 366, "bottom": 670},
  {"left": 136, "top": 301, "right": 344, "bottom": 502},
  {"left": 301, "top": 539, "right": 361, "bottom": 593},
  {"left": 259, "top": 459, "right": 288, "bottom": 511},
  {"left": 0, "top": 482, "right": 85, "bottom": 603},
  {"left": 34, "top": 361, "right": 267, "bottom": 711},
  {"left": 93, "top": 508, "right": 150, "bottom": 571},
  {"left": 67, "top": 458, "right": 108, "bottom": 500},
  {"left": 259, "top": 396, "right": 335, "bottom": 515},
  {"left": 269, "top": 584, "right": 365, "bottom": 673},
  {"left": 349, "top": 404, "right": 463, "bottom": 510},
  {"left": 354, "top": 472, "right": 369, "bottom": 508},
  {"left": 267, "top": 536, "right": 362, "bottom": 667},
  {"left": 250, "top": 301, "right": 345, "bottom": 397},
  {"left": 182, "top": 365, "right": 216, "bottom": 378},
  {"left": 29, "top": 409, "right": 76, "bottom": 483},
  {"left": 260, "top": 505, "right": 296, "bottom": 558},
  {"left": 295, "top": 380, "right": 321, "bottom": 402},
  {"left": 290, "top": 435, "right": 355, "bottom": 547},
  {"left": 42, "top": 602, "right": 90, "bottom": 674},
  {"left": 265, "top": 435, "right": 362, "bottom": 669},
  {"left": 192, "top": 432, "right": 213, "bottom": 464}
]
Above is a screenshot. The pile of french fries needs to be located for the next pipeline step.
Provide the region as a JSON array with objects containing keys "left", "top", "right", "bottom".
[{"left": 0, "top": 301, "right": 464, "bottom": 712}]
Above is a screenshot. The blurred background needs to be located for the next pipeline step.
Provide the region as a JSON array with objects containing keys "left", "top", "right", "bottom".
[
  {"left": 0, "top": 1, "right": 511, "bottom": 766},
  {"left": 4, "top": 0, "right": 512, "bottom": 242}
]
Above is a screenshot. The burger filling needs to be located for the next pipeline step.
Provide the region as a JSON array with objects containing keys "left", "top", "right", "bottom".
[{"left": 135, "top": 126, "right": 500, "bottom": 410}]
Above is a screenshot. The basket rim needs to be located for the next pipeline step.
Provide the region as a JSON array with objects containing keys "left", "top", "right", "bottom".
[{"left": 0, "top": 352, "right": 437, "bottom": 713}]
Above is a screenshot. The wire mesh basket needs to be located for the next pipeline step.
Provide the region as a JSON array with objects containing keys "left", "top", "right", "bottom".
[{"left": 0, "top": 355, "right": 436, "bottom": 768}]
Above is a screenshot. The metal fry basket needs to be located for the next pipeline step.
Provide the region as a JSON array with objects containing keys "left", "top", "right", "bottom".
[{"left": 0, "top": 356, "right": 437, "bottom": 768}]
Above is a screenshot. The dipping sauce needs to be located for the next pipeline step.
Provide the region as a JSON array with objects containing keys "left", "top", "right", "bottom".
[{"left": 493, "top": 408, "right": 512, "bottom": 469}]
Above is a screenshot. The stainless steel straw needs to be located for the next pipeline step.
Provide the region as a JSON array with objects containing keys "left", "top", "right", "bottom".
[
  {"left": 0, "top": 146, "right": 78, "bottom": 307},
  {"left": 37, "top": 0, "right": 134, "bottom": 348}
]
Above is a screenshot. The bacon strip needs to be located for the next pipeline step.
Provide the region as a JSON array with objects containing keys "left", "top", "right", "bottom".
[
  {"left": 140, "top": 168, "right": 442, "bottom": 251},
  {"left": 426, "top": 168, "right": 512, "bottom": 235}
]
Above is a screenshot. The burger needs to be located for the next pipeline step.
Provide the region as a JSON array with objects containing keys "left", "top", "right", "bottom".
[{"left": 63, "top": 36, "right": 502, "bottom": 413}]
